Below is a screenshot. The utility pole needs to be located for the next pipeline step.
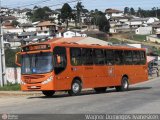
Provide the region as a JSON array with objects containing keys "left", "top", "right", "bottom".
[{"left": 0, "top": 0, "right": 6, "bottom": 87}]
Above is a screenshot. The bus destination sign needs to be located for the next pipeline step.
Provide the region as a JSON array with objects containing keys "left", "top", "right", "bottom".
[{"left": 22, "top": 44, "right": 50, "bottom": 52}]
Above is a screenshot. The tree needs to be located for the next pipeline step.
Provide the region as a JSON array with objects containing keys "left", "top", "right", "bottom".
[
  {"left": 124, "top": 7, "right": 130, "bottom": 15},
  {"left": 137, "top": 7, "right": 142, "bottom": 17},
  {"left": 130, "top": 8, "right": 135, "bottom": 15},
  {"left": 12, "top": 20, "right": 19, "bottom": 26},
  {"left": 26, "top": 6, "right": 52, "bottom": 22},
  {"left": 97, "top": 15, "right": 110, "bottom": 32},
  {"left": 5, "top": 48, "right": 20, "bottom": 67},
  {"left": 90, "top": 10, "right": 110, "bottom": 32},
  {"left": 61, "top": 3, "right": 73, "bottom": 28},
  {"left": 75, "top": 2, "right": 84, "bottom": 27}
]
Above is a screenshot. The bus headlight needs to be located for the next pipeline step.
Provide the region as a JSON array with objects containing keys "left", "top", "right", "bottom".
[{"left": 41, "top": 76, "right": 53, "bottom": 84}]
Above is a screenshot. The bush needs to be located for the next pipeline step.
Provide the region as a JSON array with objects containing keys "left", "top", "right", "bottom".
[{"left": 5, "top": 48, "right": 20, "bottom": 67}]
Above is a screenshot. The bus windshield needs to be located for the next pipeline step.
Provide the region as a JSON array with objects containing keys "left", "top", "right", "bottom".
[{"left": 21, "top": 52, "right": 53, "bottom": 74}]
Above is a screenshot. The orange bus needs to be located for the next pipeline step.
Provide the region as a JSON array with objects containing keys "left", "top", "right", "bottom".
[{"left": 16, "top": 38, "right": 148, "bottom": 97}]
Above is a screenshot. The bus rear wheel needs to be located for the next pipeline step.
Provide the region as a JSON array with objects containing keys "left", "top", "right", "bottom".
[
  {"left": 115, "top": 77, "right": 129, "bottom": 92},
  {"left": 42, "top": 91, "right": 55, "bottom": 97},
  {"left": 94, "top": 87, "right": 107, "bottom": 93},
  {"left": 68, "top": 80, "right": 82, "bottom": 96}
]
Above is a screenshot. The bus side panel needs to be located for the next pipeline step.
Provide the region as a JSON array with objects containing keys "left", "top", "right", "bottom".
[
  {"left": 113, "top": 65, "right": 125, "bottom": 86},
  {"left": 130, "top": 65, "right": 148, "bottom": 84},
  {"left": 91, "top": 66, "right": 108, "bottom": 88}
]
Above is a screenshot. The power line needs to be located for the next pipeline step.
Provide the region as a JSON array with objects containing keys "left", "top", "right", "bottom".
[
  {"left": 48, "top": 0, "right": 80, "bottom": 7},
  {"left": 6, "top": 0, "right": 53, "bottom": 8}
]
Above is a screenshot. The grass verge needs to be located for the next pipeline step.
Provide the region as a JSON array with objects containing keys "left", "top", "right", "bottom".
[{"left": 0, "top": 83, "right": 20, "bottom": 91}]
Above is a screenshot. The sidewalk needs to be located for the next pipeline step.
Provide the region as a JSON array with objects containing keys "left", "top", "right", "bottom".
[{"left": 0, "top": 91, "right": 42, "bottom": 96}]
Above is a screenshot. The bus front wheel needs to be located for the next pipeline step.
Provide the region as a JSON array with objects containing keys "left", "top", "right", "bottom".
[
  {"left": 68, "top": 80, "right": 82, "bottom": 96},
  {"left": 42, "top": 91, "right": 55, "bottom": 97},
  {"left": 115, "top": 77, "right": 129, "bottom": 92}
]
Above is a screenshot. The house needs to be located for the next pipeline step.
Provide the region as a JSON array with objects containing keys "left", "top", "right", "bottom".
[
  {"left": 146, "top": 33, "right": 160, "bottom": 43},
  {"left": 135, "top": 27, "right": 152, "bottom": 35},
  {"left": 82, "top": 30, "right": 107, "bottom": 39},
  {"left": 129, "top": 18, "right": 146, "bottom": 28},
  {"left": 152, "top": 22, "right": 160, "bottom": 33},
  {"left": 49, "top": 11, "right": 60, "bottom": 24},
  {"left": 105, "top": 8, "right": 123, "bottom": 19},
  {"left": 57, "top": 30, "right": 87, "bottom": 38},
  {"left": 129, "top": 17, "right": 159, "bottom": 28},
  {"left": 0, "top": 16, "right": 16, "bottom": 22},
  {"left": 0, "top": 7, "right": 9, "bottom": 16},
  {"left": 10, "top": 8, "right": 31, "bottom": 23},
  {"left": 36, "top": 21, "right": 58, "bottom": 36},
  {"left": 19, "top": 23, "right": 36, "bottom": 32},
  {"left": 2, "top": 21, "right": 23, "bottom": 34},
  {"left": 17, "top": 32, "right": 36, "bottom": 39},
  {"left": 146, "top": 17, "right": 159, "bottom": 24}
]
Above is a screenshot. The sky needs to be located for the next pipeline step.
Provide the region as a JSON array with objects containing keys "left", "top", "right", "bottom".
[{"left": 1, "top": 0, "right": 160, "bottom": 11}]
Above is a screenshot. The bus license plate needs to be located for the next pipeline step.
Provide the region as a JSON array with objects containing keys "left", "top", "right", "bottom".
[{"left": 31, "top": 86, "right": 37, "bottom": 88}]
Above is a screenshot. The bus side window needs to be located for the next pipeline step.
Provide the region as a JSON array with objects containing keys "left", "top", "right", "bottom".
[
  {"left": 82, "top": 48, "right": 93, "bottom": 65},
  {"left": 70, "top": 48, "right": 82, "bottom": 66},
  {"left": 105, "top": 50, "right": 114, "bottom": 65},
  {"left": 53, "top": 46, "right": 67, "bottom": 75},
  {"left": 93, "top": 49, "right": 105, "bottom": 65},
  {"left": 132, "top": 51, "right": 141, "bottom": 65},
  {"left": 140, "top": 51, "right": 146, "bottom": 65},
  {"left": 124, "top": 50, "right": 133, "bottom": 65},
  {"left": 114, "top": 50, "right": 124, "bottom": 65}
]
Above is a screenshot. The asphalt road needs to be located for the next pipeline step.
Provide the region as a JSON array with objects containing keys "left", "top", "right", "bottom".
[{"left": 0, "top": 77, "right": 160, "bottom": 115}]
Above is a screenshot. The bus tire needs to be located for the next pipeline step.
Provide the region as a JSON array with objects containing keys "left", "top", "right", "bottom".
[
  {"left": 115, "top": 77, "right": 129, "bottom": 92},
  {"left": 68, "top": 80, "right": 82, "bottom": 96},
  {"left": 42, "top": 91, "right": 55, "bottom": 97},
  {"left": 94, "top": 87, "right": 107, "bottom": 93}
]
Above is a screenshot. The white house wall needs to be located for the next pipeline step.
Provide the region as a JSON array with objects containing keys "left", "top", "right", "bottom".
[
  {"left": 3, "top": 28, "right": 23, "bottom": 34},
  {"left": 24, "top": 27, "right": 36, "bottom": 32},
  {"left": 135, "top": 27, "right": 152, "bottom": 35}
]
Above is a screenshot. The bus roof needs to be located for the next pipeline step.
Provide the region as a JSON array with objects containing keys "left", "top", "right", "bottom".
[{"left": 22, "top": 37, "right": 146, "bottom": 51}]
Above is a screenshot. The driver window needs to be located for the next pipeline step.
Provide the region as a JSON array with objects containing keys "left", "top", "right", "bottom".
[{"left": 53, "top": 46, "right": 67, "bottom": 75}]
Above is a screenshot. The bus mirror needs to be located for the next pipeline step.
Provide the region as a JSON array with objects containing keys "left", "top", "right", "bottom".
[
  {"left": 15, "top": 52, "right": 21, "bottom": 67},
  {"left": 57, "top": 55, "right": 61, "bottom": 64}
]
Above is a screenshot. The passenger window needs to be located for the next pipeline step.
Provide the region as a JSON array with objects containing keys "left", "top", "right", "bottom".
[
  {"left": 70, "top": 48, "right": 82, "bottom": 66},
  {"left": 140, "top": 51, "right": 146, "bottom": 65},
  {"left": 93, "top": 49, "right": 105, "bottom": 65},
  {"left": 132, "top": 51, "right": 141, "bottom": 65},
  {"left": 105, "top": 50, "right": 114, "bottom": 65},
  {"left": 53, "top": 46, "right": 67, "bottom": 74},
  {"left": 124, "top": 51, "right": 133, "bottom": 65},
  {"left": 115, "top": 50, "right": 124, "bottom": 65},
  {"left": 82, "top": 48, "right": 93, "bottom": 65}
]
